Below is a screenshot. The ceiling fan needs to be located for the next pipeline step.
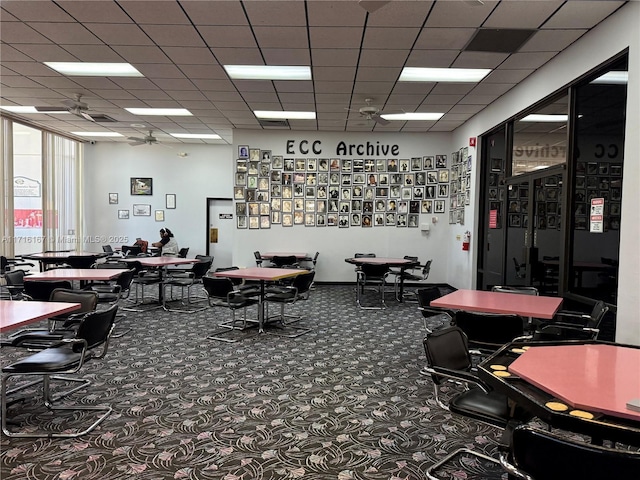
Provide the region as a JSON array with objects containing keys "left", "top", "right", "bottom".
[
  {"left": 35, "top": 94, "right": 100, "bottom": 122},
  {"left": 128, "top": 130, "right": 162, "bottom": 147},
  {"left": 348, "top": 98, "right": 390, "bottom": 126}
]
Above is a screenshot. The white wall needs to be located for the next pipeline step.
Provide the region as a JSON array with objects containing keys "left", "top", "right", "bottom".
[
  {"left": 452, "top": 1, "right": 640, "bottom": 344},
  {"left": 83, "top": 142, "right": 233, "bottom": 257},
  {"left": 232, "top": 129, "right": 467, "bottom": 284}
]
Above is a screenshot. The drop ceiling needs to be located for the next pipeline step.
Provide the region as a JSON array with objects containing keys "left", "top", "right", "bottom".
[{"left": 0, "top": 0, "right": 627, "bottom": 145}]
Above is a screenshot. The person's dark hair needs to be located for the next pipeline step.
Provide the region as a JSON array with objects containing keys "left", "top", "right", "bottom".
[
  {"left": 165, "top": 228, "right": 173, "bottom": 237},
  {"left": 159, "top": 228, "right": 166, "bottom": 235}
]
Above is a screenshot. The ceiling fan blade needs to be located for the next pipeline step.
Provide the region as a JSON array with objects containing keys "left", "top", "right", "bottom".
[
  {"left": 128, "top": 141, "right": 145, "bottom": 146},
  {"left": 61, "top": 99, "right": 78, "bottom": 109},
  {"left": 372, "top": 114, "right": 390, "bottom": 126},
  {"left": 127, "top": 136, "right": 145, "bottom": 142},
  {"left": 80, "top": 111, "right": 96, "bottom": 122}
]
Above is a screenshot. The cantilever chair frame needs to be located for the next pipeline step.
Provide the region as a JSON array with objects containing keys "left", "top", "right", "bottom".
[
  {"left": 162, "top": 259, "right": 212, "bottom": 313},
  {"left": 423, "top": 326, "right": 512, "bottom": 480},
  {"left": 355, "top": 263, "right": 390, "bottom": 310},
  {"left": 1, "top": 305, "right": 117, "bottom": 438},
  {"left": 263, "top": 270, "right": 315, "bottom": 338},
  {"left": 203, "top": 276, "right": 260, "bottom": 343}
]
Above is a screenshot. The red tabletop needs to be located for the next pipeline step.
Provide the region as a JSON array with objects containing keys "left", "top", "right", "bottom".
[
  {"left": 345, "top": 257, "right": 418, "bottom": 266},
  {"left": 24, "top": 268, "right": 128, "bottom": 281},
  {"left": 430, "top": 289, "right": 562, "bottom": 320},
  {"left": 0, "top": 300, "right": 81, "bottom": 332},
  {"left": 122, "top": 257, "right": 198, "bottom": 267},
  {"left": 262, "top": 252, "right": 308, "bottom": 259},
  {"left": 509, "top": 344, "right": 640, "bottom": 421},
  {"left": 22, "top": 251, "right": 102, "bottom": 260},
  {"left": 214, "top": 267, "right": 308, "bottom": 282}
]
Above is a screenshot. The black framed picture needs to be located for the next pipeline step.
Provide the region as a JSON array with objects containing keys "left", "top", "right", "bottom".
[{"left": 131, "top": 177, "right": 152, "bottom": 195}]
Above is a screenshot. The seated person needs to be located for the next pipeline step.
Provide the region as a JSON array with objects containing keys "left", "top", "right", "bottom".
[{"left": 152, "top": 228, "right": 179, "bottom": 256}]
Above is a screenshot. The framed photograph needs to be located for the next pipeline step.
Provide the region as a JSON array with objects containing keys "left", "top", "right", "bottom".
[
  {"left": 238, "top": 145, "right": 249, "bottom": 159},
  {"left": 508, "top": 214, "right": 521, "bottom": 228},
  {"left": 282, "top": 213, "right": 293, "bottom": 227},
  {"left": 155, "top": 210, "right": 165, "bottom": 222},
  {"left": 249, "top": 148, "right": 260, "bottom": 161},
  {"left": 133, "top": 204, "right": 151, "bottom": 216},
  {"left": 249, "top": 216, "right": 259, "bottom": 229},
  {"left": 260, "top": 215, "right": 270, "bottom": 229},
  {"left": 434, "top": 200, "right": 445, "bottom": 214},
  {"left": 490, "top": 158, "right": 503, "bottom": 172},
  {"left": 166, "top": 193, "right": 176, "bottom": 209},
  {"left": 131, "top": 177, "right": 152, "bottom": 196},
  {"left": 260, "top": 150, "right": 271, "bottom": 162},
  {"left": 118, "top": 209, "right": 129, "bottom": 219},
  {"left": 237, "top": 216, "right": 248, "bottom": 229},
  {"left": 272, "top": 155, "right": 283, "bottom": 169},
  {"left": 109, "top": 193, "right": 118, "bottom": 204}
]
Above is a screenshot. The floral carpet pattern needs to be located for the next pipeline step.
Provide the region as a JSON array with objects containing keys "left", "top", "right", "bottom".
[{"left": 1, "top": 285, "right": 505, "bottom": 480}]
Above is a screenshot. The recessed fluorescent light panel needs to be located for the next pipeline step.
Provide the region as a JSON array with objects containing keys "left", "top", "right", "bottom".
[
  {"left": 125, "top": 108, "right": 192, "bottom": 116},
  {"left": 44, "top": 62, "right": 143, "bottom": 77},
  {"left": 381, "top": 112, "right": 444, "bottom": 121},
  {"left": 399, "top": 67, "right": 490, "bottom": 83},
  {"left": 520, "top": 114, "right": 569, "bottom": 122},
  {"left": 591, "top": 71, "right": 628, "bottom": 84},
  {"left": 71, "top": 132, "right": 124, "bottom": 137},
  {"left": 254, "top": 111, "right": 316, "bottom": 120},
  {"left": 224, "top": 65, "right": 311, "bottom": 80},
  {"left": 170, "top": 133, "right": 221, "bottom": 140},
  {"left": 0, "top": 106, "right": 64, "bottom": 113}
]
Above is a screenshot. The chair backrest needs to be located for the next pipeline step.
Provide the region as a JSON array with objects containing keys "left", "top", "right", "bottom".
[
  {"left": 587, "top": 300, "right": 609, "bottom": 328},
  {"left": 403, "top": 255, "right": 419, "bottom": 262},
  {"left": 191, "top": 259, "right": 212, "bottom": 279},
  {"left": 491, "top": 285, "right": 539, "bottom": 296},
  {"left": 75, "top": 304, "right": 118, "bottom": 352},
  {"left": 509, "top": 426, "right": 640, "bottom": 480},
  {"left": 215, "top": 267, "right": 243, "bottom": 286},
  {"left": 423, "top": 326, "right": 473, "bottom": 385},
  {"left": 254, "top": 251, "right": 263, "bottom": 266},
  {"left": 202, "top": 276, "right": 235, "bottom": 300},
  {"left": 121, "top": 245, "right": 142, "bottom": 257},
  {"left": 65, "top": 255, "right": 99, "bottom": 269},
  {"left": 355, "top": 253, "right": 376, "bottom": 258},
  {"left": 116, "top": 269, "right": 136, "bottom": 291},
  {"left": 312, "top": 251, "right": 319, "bottom": 266},
  {"left": 50, "top": 288, "right": 99, "bottom": 314},
  {"left": 421, "top": 259, "right": 432, "bottom": 279},
  {"left": 4, "top": 269, "right": 26, "bottom": 287},
  {"left": 292, "top": 271, "right": 315, "bottom": 297},
  {"left": 102, "top": 245, "right": 114, "bottom": 253},
  {"left": 271, "top": 255, "right": 297, "bottom": 267},
  {"left": 195, "top": 254, "right": 213, "bottom": 263},
  {"left": 360, "top": 263, "right": 389, "bottom": 279},
  {"left": 178, "top": 247, "right": 189, "bottom": 258},
  {"left": 454, "top": 310, "right": 525, "bottom": 351},
  {"left": 96, "top": 260, "right": 129, "bottom": 269},
  {"left": 24, "top": 280, "right": 73, "bottom": 301},
  {"left": 416, "top": 286, "right": 443, "bottom": 317},
  {"left": 0, "top": 256, "right": 8, "bottom": 273},
  {"left": 513, "top": 257, "right": 525, "bottom": 278}
]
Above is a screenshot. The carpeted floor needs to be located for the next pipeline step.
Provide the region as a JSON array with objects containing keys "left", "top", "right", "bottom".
[{"left": 1, "top": 284, "right": 506, "bottom": 480}]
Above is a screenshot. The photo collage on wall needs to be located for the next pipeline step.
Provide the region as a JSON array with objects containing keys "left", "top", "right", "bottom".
[
  {"left": 234, "top": 146, "right": 470, "bottom": 230},
  {"left": 448, "top": 146, "right": 472, "bottom": 225}
]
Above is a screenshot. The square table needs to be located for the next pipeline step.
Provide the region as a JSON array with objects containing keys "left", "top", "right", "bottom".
[
  {"left": 21, "top": 251, "right": 107, "bottom": 271},
  {"left": 213, "top": 267, "right": 309, "bottom": 333},
  {"left": 430, "top": 289, "right": 563, "bottom": 319},
  {"left": 344, "top": 257, "right": 420, "bottom": 302},
  {"left": 122, "top": 257, "right": 199, "bottom": 306},
  {"left": 0, "top": 300, "right": 81, "bottom": 333}
]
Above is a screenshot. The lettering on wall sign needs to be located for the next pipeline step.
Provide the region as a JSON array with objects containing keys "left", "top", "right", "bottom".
[
  {"left": 286, "top": 140, "right": 322, "bottom": 155},
  {"left": 335, "top": 141, "right": 400, "bottom": 156}
]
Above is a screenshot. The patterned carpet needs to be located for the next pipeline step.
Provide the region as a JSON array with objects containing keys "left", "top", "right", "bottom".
[{"left": 1, "top": 284, "right": 506, "bottom": 480}]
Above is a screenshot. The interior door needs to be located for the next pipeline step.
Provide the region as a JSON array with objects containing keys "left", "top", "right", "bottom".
[
  {"left": 207, "top": 198, "right": 234, "bottom": 269},
  {"left": 505, "top": 167, "right": 563, "bottom": 293}
]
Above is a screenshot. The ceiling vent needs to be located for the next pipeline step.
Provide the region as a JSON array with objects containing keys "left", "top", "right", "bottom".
[
  {"left": 259, "top": 119, "right": 290, "bottom": 128},
  {"left": 464, "top": 29, "right": 536, "bottom": 53},
  {"left": 90, "top": 114, "right": 117, "bottom": 123}
]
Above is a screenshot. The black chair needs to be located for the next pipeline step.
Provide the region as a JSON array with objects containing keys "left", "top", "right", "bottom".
[
  {"left": 3, "top": 269, "right": 28, "bottom": 299},
  {"left": 513, "top": 257, "right": 526, "bottom": 279},
  {"left": 356, "top": 263, "right": 390, "bottom": 310},
  {"left": 178, "top": 247, "right": 189, "bottom": 258},
  {"left": 453, "top": 310, "right": 525, "bottom": 356},
  {"left": 63, "top": 255, "right": 100, "bottom": 269},
  {"left": 1, "top": 255, "right": 34, "bottom": 273},
  {"left": 121, "top": 245, "right": 142, "bottom": 257},
  {"left": 422, "top": 326, "right": 517, "bottom": 480},
  {"left": 530, "top": 300, "right": 609, "bottom": 341},
  {"left": 102, "top": 245, "right": 114, "bottom": 254},
  {"left": 269, "top": 255, "right": 299, "bottom": 268},
  {"left": 391, "top": 258, "right": 431, "bottom": 301},
  {"left": 416, "top": 286, "right": 455, "bottom": 332},
  {"left": 264, "top": 271, "right": 315, "bottom": 337},
  {"left": 491, "top": 285, "right": 539, "bottom": 331},
  {"left": 1, "top": 305, "right": 118, "bottom": 438},
  {"left": 500, "top": 425, "right": 640, "bottom": 480},
  {"left": 254, "top": 251, "right": 264, "bottom": 267},
  {"left": 84, "top": 268, "right": 136, "bottom": 337},
  {"left": 214, "top": 267, "right": 260, "bottom": 297},
  {"left": 202, "top": 276, "right": 259, "bottom": 343},
  {"left": 24, "top": 280, "right": 73, "bottom": 302},
  {"left": 162, "top": 258, "right": 212, "bottom": 312}
]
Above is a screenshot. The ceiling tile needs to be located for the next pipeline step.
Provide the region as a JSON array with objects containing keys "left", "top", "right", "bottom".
[
  {"left": 499, "top": 51, "right": 558, "bottom": 70},
  {"left": 414, "top": 28, "right": 475, "bottom": 50},
  {"left": 2, "top": 61, "right": 58, "bottom": 76},
  {"left": 519, "top": 29, "right": 587, "bottom": 52},
  {"left": 484, "top": 1, "right": 564, "bottom": 29},
  {"left": 253, "top": 26, "right": 309, "bottom": 49},
  {"left": 0, "top": 44, "right": 34, "bottom": 62},
  {"left": 273, "top": 81, "right": 314, "bottom": 93},
  {"left": 109, "top": 77, "right": 159, "bottom": 91},
  {"left": 355, "top": 67, "right": 400, "bottom": 82},
  {"left": 430, "top": 84, "right": 475, "bottom": 95},
  {"left": 469, "top": 83, "right": 515, "bottom": 96},
  {"left": 56, "top": 1, "right": 134, "bottom": 23},
  {"left": 28, "top": 22, "right": 102, "bottom": 45},
  {"left": 244, "top": 1, "right": 307, "bottom": 26},
  {"left": 278, "top": 92, "right": 315, "bottom": 104},
  {"left": 181, "top": 0, "right": 248, "bottom": 26},
  {"left": 307, "top": 1, "right": 366, "bottom": 27},
  {"left": 452, "top": 51, "right": 509, "bottom": 69},
  {"left": 313, "top": 66, "right": 356, "bottom": 82},
  {"left": 309, "top": 27, "right": 364, "bottom": 49},
  {"left": 483, "top": 69, "right": 533, "bottom": 84},
  {"left": 140, "top": 25, "right": 206, "bottom": 47},
  {"left": 366, "top": 1, "right": 434, "bottom": 27},
  {"left": 87, "top": 23, "right": 154, "bottom": 46},
  {"left": 161, "top": 47, "right": 218, "bottom": 65},
  {"left": 312, "top": 49, "right": 360, "bottom": 67},
  {"left": 210, "top": 48, "right": 264, "bottom": 65},
  {"left": 262, "top": 48, "right": 311, "bottom": 65},
  {"left": 111, "top": 45, "right": 172, "bottom": 64},
  {"left": 60, "top": 44, "right": 125, "bottom": 62},
  {"left": 0, "top": 21, "right": 55, "bottom": 43},
  {"left": 315, "top": 82, "right": 353, "bottom": 94},
  {"left": 153, "top": 78, "right": 197, "bottom": 91},
  {"left": 362, "top": 27, "right": 420, "bottom": 50},
  {"left": 406, "top": 50, "right": 459, "bottom": 68},
  {"left": 426, "top": 1, "right": 496, "bottom": 28},
  {"left": 543, "top": 1, "right": 625, "bottom": 29},
  {"left": 177, "top": 64, "right": 228, "bottom": 80},
  {"left": 193, "top": 79, "right": 237, "bottom": 91},
  {"left": 2, "top": 0, "right": 76, "bottom": 22},
  {"left": 359, "top": 49, "right": 410, "bottom": 68},
  {"left": 197, "top": 25, "right": 257, "bottom": 48},
  {"left": 136, "top": 64, "right": 187, "bottom": 79},
  {"left": 117, "top": 1, "right": 191, "bottom": 24}
]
